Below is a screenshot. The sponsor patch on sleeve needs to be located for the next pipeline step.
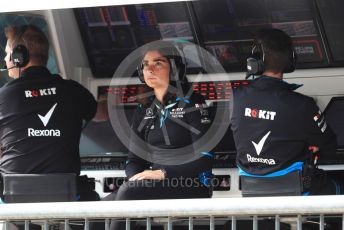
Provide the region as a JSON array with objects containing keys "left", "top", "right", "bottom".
[
  {"left": 313, "top": 110, "right": 327, "bottom": 133},
  {"left": 313, "top": 110, "right": 321, "bottom": 122},
  {"left": 195, "top": 103, "right": 211, "bottom": 124}
]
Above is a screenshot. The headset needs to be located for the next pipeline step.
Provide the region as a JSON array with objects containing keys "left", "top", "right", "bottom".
[
  {"left": 0, "top": 26, "right": 30, "bottom": 72},
  {"left": 10, "top": 44, "right": 29, "bottom": 68},
  {"left": 137, "top": 41, "right": 186, "bottom": 84},
  {"left": 10, "top": 25, "right": 30, "bottom": 68},
  {"left": 246, "top": 39, "right": 296, "bottom": 79},
  {"left": 1, "top": 44, "right": 29, "bottom": 71}
]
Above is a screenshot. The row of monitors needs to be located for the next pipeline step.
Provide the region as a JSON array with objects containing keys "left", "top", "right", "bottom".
[
  {"left": 80, "top": 102, "right": 236, "bottom": 157},
  {"left": 81, "top": 80, "right": 248, "bottom": 157},
  {"left": 98, "top": 80, "right": 249, "bottom": 103},
  {"left": 74, "top": 0, "right": 336, "bottom": 78},
  {"left": 80, "top": 82, "right": 344, "bottom": 158}
]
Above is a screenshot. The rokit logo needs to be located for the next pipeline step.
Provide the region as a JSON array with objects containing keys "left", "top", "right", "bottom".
[
  {"left": 245, "top": 108, "right": 276, "bottom": 120},
  {"left": 246, "top": 131, "right": 276, "bottom": 165},
  {"left": 170, "top": 107, "right": 185, "bottom": 118},
  {"left": 28, "top": 103, "right": 61, "bottom": 137},
  {"left": 25, "top": 87, "right": 56, "bottom": 98}
]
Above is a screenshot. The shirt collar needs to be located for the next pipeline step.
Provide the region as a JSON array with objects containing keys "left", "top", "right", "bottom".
[
  {"left": 19, "top": 66, "right": 52, "bottom": 79},
  {"left": 149, "top": 91, "right": 177, "bottom": 108},
  {"left": 253, "top": 75, "right": 303, "bottom": 91}
]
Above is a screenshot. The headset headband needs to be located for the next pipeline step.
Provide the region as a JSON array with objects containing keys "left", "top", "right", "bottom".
[
  {"left": 246, "top": 36, "right": 296, "bottom": 79},
  {"left": 137, "top": 41, "right": 186, "bottom": 84}
]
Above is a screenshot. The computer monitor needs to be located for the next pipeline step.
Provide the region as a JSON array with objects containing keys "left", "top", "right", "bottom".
[
  {"left": 79, "top": 105, "right": 136, "bottom": 157},
  {"left": 206, "top": 102, "right": 237, "bottom": 168},
  {"left": 210, "top": 126, "right": 236, "bottom": 155},
  {"left": 74, "top": 2, "right": 198, "bottom": 78},
  {"left": 208, "top": 102, "right": 236, "bottom": 155}
]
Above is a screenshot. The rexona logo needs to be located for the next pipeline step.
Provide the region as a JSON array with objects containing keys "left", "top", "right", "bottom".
[
  {"left": 246, "top": 131, "right": 276, "bottom": 165},
  {"left": 245, "top": 108, "right": 276, "bottom": 120},
  {"left": 25, "top": 87, "right": 56, "bottom": 98},
  {"left": 28, "top": 103, "right": 61, "bottom": 137}
]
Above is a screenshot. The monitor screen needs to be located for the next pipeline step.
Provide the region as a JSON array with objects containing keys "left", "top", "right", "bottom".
[
  {"left": 79, "top": 105, "right": 137, "bottom": 157},
  {"left": 191, "top": 0, "right": 327, "bottom": 69},
  {"left": 182, "top": 42, "right": 203, "bottom": 69},
  {"left": 192, "top": 0, "right": 317, "bottom": 41},
  {"left": 324, "top": 97, "right": 344, "bottom": 148},
  {"left": 210, "top": 125, "right": 236, "bottom": 154},
  {"left": 74, "top": 2, "right": 196, "bottom": 78},
  {"left": 206, "top": 82, "right": 251, "bottom": 156},
  {"left": 208, "top": 102, "right": 237, "bottom": 155},
  {"left": 315, "top": 0, "right": 344, "bottom": 62},
  {"left": 98, "top": 80, "right": 249, "bottom": 103},
  {"left": 98, "top": 84, "right": 152, "bottom": 104}
]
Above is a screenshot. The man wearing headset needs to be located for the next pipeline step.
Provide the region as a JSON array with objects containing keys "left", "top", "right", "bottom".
[
  {"left": 0, "top": 25, "right": 97, "bottom": 200},
  {"left": 231, "top": 28, "right": 340, "bottom": 195}
]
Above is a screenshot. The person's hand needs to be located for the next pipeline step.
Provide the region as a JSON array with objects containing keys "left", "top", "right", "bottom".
[
  {"left": 309, "top": 146, "right": 320, "bottom": 165},
  {"left": 309, "top": 146, "right": 319, "bottom": 153},
  {"left": 129, "top": 170, "right": 165, "bottom": 181}
]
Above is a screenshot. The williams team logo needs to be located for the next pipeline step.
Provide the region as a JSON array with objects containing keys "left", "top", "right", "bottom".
[
  {"left": 246, "top": 131, "right": 276, "bottom": 165},
  {"left": 28, "top": 103, "right": 61, "bottom": 137}
]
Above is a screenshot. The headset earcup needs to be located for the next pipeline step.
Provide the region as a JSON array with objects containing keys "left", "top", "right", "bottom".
[
  {"left": 246, "top": 42, "right": 265, "bottom": 77},
  {"left": 137, "top": 63, "right": 145, "bottom": 83},
  {"left": 247, "top": 57, "right": 264, "bottom": 76},
  {"left": 170, "top": 56, "right": 186, "bottom": 83},
  {"left": 11, "top": 45, "right": 29, "bottom": 67},
  {"left": 283, "top": 49, "right": 297, "bottom": 73},
  {"left": 176, "top": 58, "right": 186, "bottom": 83}
]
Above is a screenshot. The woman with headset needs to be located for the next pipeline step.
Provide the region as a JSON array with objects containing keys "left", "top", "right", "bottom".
[{"left": 107, "top": 40, "right": 213, "bottom": 229}]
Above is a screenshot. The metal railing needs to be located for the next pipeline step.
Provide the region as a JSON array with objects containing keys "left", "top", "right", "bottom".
[{"left": 1, "top": 195, "right": 344, "bottom": 230}]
